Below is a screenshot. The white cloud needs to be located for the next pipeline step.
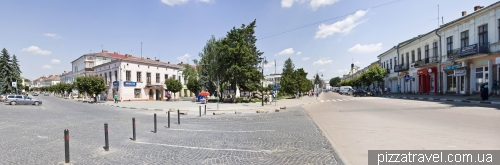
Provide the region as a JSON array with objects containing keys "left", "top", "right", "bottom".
[
  {"left": 354, "top": 61, "right": 361, "bottom": 65},
  {"left": 281, "top": 0, "right": 295, "bottom": 8},
  {"left": 337, "top": 68, "right": 349, "bottom": 73},
  {"left": 264, "top": 61, "right": 275, "bottom": 68},
  {"left": 42, "top": 65, "right": 52, "bottom": 69},
  {"left": 21, "top": 46, "right": 52, "bottom": 55},
  {"left": 177, "top": 53, "right": 191, "bottom": 62},
  {"left": 309, "top": 0, "right": 340, "bottom": 11},
  {"left": 51, "top": 59, "right": 61, "bottom": 64},
  {"left": 43, "top": 33, "right": 61, "bottom": 38},
  {"left": 302, "top": 57, "right": 310, "bottom": 61},
  {"left": 315, "top": 10, "right": 368, "bottom": 38},
  {"left": 275, "top": 48, "right": 295, "bottom": 56},
  {"left": 319, "top": 69, "right": 326, "bottom": 72},
  {"left": 197, "top": 0, "right": 211, "bottom": 2},
  {"left": 161, "top": 0, "right": 189, "bottom": 6},
  {"left": 348, "top": 43, "right": 383, "bottom": 53},
  {"left": 313, "top": 59, "right": 333, "bottom": 66},
  {"left": 296, "top": 52, "right": 302, "bottom": 55}
]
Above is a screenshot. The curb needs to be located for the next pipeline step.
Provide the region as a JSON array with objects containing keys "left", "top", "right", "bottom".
[{"left": 384, "top": 96, "right": 495, "bottom": 105}]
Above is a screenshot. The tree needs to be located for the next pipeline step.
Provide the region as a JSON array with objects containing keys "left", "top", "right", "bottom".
[
  {"left": 295, "top": 68, "right": 311, "bottom": 97},
  {"left": 0, "top": 48, "right": 15, "bottom": 94},
  {"left": 182, "top": 64, "right": 198, "bottom": 83},
  {"left": 186, "top": 77, "right": 201, "bottom": 96},
  {"left": 350, "top": 77, "right": 362, "bottom": 89},
  {"left": 366, "top": 65, "right": 387, "bottom": 93},
  {"left": 280, "top": 58, "right": 297, "bottom": 95},
  {"left": 329, "top": 77, "right": 341, "bottom": 87},
  {"left": 217, "top": 20, "right": 263, "bottom": 99},
  {"left": 165, "top": 78, "right": 183, "bottom": 101},
  {"left": 282, "top": 58, "right": 295, "bottom": 76},
  {"left": 198, "top": 36, "right": 222, "bottom": 96},
  {"left": 74, "top": 76, "right": 106, "bottom": 101},
  {"left": 314, "top": 73, "right": 323, "bottom": 88},
  {"left": 359, "top": 73, "right": 372, "bottom": 88}
]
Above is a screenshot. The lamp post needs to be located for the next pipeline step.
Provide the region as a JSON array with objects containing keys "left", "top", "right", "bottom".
[
  {"left": 258, "top": 57, "right": 268, "bottom": 106},
  {"left": 313, "top": 71, "right": 324, "bottom": 100}
]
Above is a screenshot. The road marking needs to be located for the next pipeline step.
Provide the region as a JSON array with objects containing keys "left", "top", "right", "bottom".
[
  {"left": 332, "top": 100, "right": 337, "bottom": 102},
  {"left": 320, "top": 100, "right": 324, "bottom": 102},
  {"left": 136, "top": 141, "right": 272, "bottom": 153},
  {"left": 343, "top": 99, "right": 349, "bottom": 101},
  {"left": 168, "top": 129, "right": 275, "bottom": 133},
  {"left": 337, "top": 99, "right": 343, "bottom": 101},
  {"left": 327, "top": 100, "right": 330, "bottom": 102},
  {"left": 41, "top": 106, "right": 46, "bottom": 110}
]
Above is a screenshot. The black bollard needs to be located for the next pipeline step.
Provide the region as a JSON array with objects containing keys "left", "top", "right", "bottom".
[
  {"left": 132, "top": 118, "right": 136, "bottom": 141},
  {"left": 199, "top": 106, "right": 201, "bottom": 117},
  {"left": 104, "top": 123, "right": 109, "bottom": 151},
  {"left": 177, "top": 109, "right": 180, "bottom": 125},
  {"left": 204, "top": 105, "right": 206, "bottom": 115},
  {"left": 167, "top": 111, "right": 170, "bottom": 128},
  {"left": 154, "top": 113, "right": 157, "bottom": 133},
  {"left": 64, "top": 129, "right": 70, "bottom": 163}
]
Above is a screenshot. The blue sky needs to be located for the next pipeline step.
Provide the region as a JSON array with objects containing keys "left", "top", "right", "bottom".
[{"left": 0, "top": 0, "right": 497, "bottom": 81}]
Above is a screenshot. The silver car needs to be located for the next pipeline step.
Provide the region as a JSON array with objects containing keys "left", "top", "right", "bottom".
[
  {"left": 0, "top": 94, "right": 6, "bottom": 102},
  {"left": 5, "top": 95, "right": 43, "bottom": 105}
]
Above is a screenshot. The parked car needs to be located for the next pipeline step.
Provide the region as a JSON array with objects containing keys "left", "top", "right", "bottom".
[
  {"left": 32, "top": 93, "right": 39, "bottom": 96},
  {"left": 0, "top": 94, "right": 6, "bottom": 102},
  {"left": 345, "top": 89, "right": 353, "bottom": 96},
  {"left": 44, "top": 93, "right": 49, "bottom": 96},
  {"left": 352, "top": 89, "right": 371, "bottom": 97},
  {"left": 5, "top": 95, "right": 43, "bottom": 105},
  {"left": 339, "top": 86, "right": 353, "bottom": 94}
]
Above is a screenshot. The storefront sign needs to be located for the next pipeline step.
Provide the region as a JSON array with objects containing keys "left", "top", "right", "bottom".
[
  {"left": 123, "top": 81, "right": 137, "bottom": 87},
  {"left": 454, "top": 69, "right": 466, "bottom": 76},
  {"left": 443, "top": 65, "right": 459, "bottom": 71},
  {"left": 496, "top": 57, "right": 500, "bottom": 64},
  {"left": 113, "top": 81, "right": 119, "bottom": 87},
  {"left": 475, "top": 60, "right": 488, "bottom": 67},
  {"left": 460, "top": 44, "right": 478, "bottom": 56}
]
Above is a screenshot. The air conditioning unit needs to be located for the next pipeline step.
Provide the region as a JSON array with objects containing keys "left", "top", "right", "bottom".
[
  {"left": 410, "top": 63, "right": 415, "bottom": 68},
  {"left": 457, "top": 61, "right": 466, "bottom": 67}
]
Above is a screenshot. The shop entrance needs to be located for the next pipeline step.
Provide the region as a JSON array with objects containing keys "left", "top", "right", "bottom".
[
  {"left": 155, "top": 89, "right": 160, "bottom": 100},
  {"left": 149, "top": 89, "right": 154, "bottom": 100}
]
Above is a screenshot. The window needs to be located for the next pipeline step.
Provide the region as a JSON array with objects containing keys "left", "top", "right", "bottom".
[
  {"left": 172, "top": 75, "right": 176, "bottom": 80},
  {"left": 424, "top": 45, "right": 429, "bottom": 58},
  {"left": 401, "top": 54, "right": 404, "bottom": 65},
  {"left": 417, "top": 48, "right": 421, "bottom": 61},
  {"left": 104, "top": 73, "right": 107, "bottom": 82},
  {"left": 165, "top": 74, "right": 169, "bottom": 80},
  {"left": 475, "top": 67, "right": 489, "bottom": 91},
  {"left": 146, "top": 73, "right": 151, "bottom": 83},
  {"left": 390, "top": 59, "right": 392, "bottom": 69},
  {"left": 178, "top": 76, "right": 182, "bottom": 82},
  {"left": 134, "top": 89, "right": 141, "bottom": 98},
  {"left": 446, "top": 37, "right": 453, "bottom": 54},
  {"left": 137, "top": 72, "right": 142, "bottom": 82},
  {"left": 460, "top": 30, "right": 469, "bottom": 47},
  {"left": 126, "top": 71, "right": 131, "bottom": 81},
  {"left": 115, "top": 71, "right": 118, "bottom": 81},
  {"left": 432, "top": 42, "right": 438, "bottom": 57},
  {"left": 109, "top": 72, "right": 112, "bottom": 81},
  {"left": 478, "top": 24, "right": 488, "bottom": 45},
  {"left": 156, "top": 73, "right": 160, "bottom": 83},
  {"left": 411, "top": 50, "right": 415, "bottom": 63},
  {"left": 394, "top": 57, "right": 397, "bottom": 67}
]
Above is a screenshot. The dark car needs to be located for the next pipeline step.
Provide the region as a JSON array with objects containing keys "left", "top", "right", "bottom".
[{"left": 352, "top": 89, "right": 371, "bottom": 97}]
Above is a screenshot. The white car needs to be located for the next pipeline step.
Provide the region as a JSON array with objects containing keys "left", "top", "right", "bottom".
[{"left": 338, "top": 86, "right": 353, "bottom": 94}]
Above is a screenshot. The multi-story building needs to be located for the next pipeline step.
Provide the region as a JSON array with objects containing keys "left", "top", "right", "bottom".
[
  {"left": 32, "top": 75, "right": 60, "bottom": 87},
  {"left": 439, "top": 4, "right": 500, "bottom": 95},
  {"left": 263, "top": 74, "right": 282, "bottom": 87},
  {"left": 379, "top": 47, "right": 398, "bottom": 92},
  {"left": 65, "top": 50, "right": 126, "bottom": 84},
  {"left": 91, "top": 54, "right": 183, "bottom": 101}
]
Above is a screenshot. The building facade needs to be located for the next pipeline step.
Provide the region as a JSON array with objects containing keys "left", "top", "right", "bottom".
[
  {"left": 65, "top": 50, "right": 126, "bottom": 84},
  {"left": 91, "top": 54, "right": 183, "bottom": 101},
  {"left": 263, "top": 74, "right": 282, "bottom": 87},
  {"left": 379, "top": 47, "right": 398, "bottom": 92}
]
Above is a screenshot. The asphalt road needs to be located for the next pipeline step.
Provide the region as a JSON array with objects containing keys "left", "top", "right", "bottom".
[
  {"left": 0, "top": 95, "right": 342, "bottom": 164},
  {"left": 303, "top": 92, "right": 500, "bottom": 165}
]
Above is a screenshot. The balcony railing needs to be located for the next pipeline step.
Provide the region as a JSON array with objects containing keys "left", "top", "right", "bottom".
[
  {"left": 394, "top": 64, "right": 409, "bottom": 72},
  {"left": 447, "top": 43, "right": 490, "bottom": 61}
]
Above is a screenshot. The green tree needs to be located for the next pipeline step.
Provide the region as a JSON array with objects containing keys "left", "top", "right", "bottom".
[
  {"left": 359, "top": 73, "right": 371, "bottom": 88},
  {"left": 295, "top": 68, "right": 311, "bottom": 97},
  {"left": 165, "top": 78, "right": 183, "bottom": 101},
  {"left": 217, "top": 20, "right": 263, "bottom": 99},
  {"left": 198, "top": 36, "right": 222, "bottom": 96},
  {"left": 366, "top": 65, "right": 386, "bottom": 93},
  {"left": 0, "top": 48, "right": 15, "bottom": 94},
  {"left": 351, "top": 77, "right": 362, "bottom": 89},
  {"left": 329, "top": 77, "right": 341, "bottom": 87},
  {"left": 280, "top": 58, "right": 297, "bottom": 95},
  {"left": 186, "top": 77, "right": 201, "bottom": 96},
  {"left": 182, "top": 64, "right": 198, "bottom": 83}
]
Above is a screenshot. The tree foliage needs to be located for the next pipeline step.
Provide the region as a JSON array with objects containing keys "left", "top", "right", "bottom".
[
  {"left": 186, "top": 77, "right": 201, "bottom": 96},
  {"left": 165, "top": 78, "right": 183, "bottom": 101},
  {"left": 329, "top": 77, "right": 341, "bottom": 87},
  {"left": 0, "top": 48, "right": 21, "bottom": 94},
  {"left": 279, "top": 58, "right": 313, "bottom": 97},
  {"left": 74, "top": 76, "right": 107, "bottom": 98},
  {"left": 182, "top": 64, "right": 198, "bottom": 83}
]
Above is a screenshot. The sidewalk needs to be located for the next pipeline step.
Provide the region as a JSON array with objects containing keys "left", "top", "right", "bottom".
[
  {"left": 383, "top": 93, "right": 500, "bottom": 104},
  {"left": 91, "top": 96, "right": 320, "bottom": 115}
]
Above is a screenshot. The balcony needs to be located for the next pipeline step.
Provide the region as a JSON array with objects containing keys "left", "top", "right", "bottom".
[
  {"left": 394, "top": 64, "right": 409, "bottom": 72},
  {"left": 447, "top": 43, "right": 490, "bottom": 61}
]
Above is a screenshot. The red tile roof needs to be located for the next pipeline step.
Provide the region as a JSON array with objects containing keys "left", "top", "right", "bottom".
[{"left": 106, "top": 53, "right": 126, "bottom": 59}]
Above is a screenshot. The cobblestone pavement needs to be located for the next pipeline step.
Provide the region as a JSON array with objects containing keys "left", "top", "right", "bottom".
[{"left": 0, "top": 96, "right": 343, "bottom": 164}]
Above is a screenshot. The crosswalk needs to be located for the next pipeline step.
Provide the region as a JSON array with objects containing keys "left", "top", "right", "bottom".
[{"left": 319, "top": 97, "right": 378, "bottom": 103}]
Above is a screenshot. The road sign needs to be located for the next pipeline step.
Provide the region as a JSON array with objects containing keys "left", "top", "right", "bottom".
[
  {"left": 12, "top": 82, "right": 17, "bottom": 88},
  {"left": 274, "top": 85, "right": 281, "bottom": 89},
  {"left": 404, "top": 74, "right": 410, "bottom": 81}
]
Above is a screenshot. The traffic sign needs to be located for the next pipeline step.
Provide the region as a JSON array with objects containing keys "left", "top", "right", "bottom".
[
  {"left": 12, "top": 82, "right": 17, "bottom": 88},
  {"left": 274, "top": 85, "right": 281, "bottom": 89},
  {"left": 404, "top": 74, "right": 410, "bottom": 81}
]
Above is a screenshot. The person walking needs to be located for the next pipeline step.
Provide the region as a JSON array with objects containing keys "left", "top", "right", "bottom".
[{"left": 113, "top": 93, "right": 118, "bottom": 103}]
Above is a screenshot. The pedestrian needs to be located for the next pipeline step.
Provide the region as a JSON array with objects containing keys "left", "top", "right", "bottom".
[{"left": 114, "top": 93, "right": 118, "bottom": 103}]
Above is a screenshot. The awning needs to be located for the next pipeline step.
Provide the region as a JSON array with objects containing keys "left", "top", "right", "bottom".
[{"left": 145, "top": 85, "right": 165, "bottom": 90}]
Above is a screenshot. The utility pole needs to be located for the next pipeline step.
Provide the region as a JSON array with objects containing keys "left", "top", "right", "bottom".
[{"left": 274, "top": 59, "right": 277, "bottom": 106}]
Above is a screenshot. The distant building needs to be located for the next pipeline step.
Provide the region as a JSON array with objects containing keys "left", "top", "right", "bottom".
[
  {"left": 263, "top": 74, "right": 282, "bottom": 87},
  {"left": 61, "top": 50, "right": 126, "bottom": 84}
]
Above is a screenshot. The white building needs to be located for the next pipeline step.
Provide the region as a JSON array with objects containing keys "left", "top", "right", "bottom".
[
  {"left": 31, "top": 75, "right": 60, "bottom": 87},
  {"left": 64, "top": 50, "right": 126, "bottom": 84},
  {"left": 91, "top": 54, "right": 183, "bottom": 101},
  {"left": 263, "top": 74, "right": 282, "bottom": 87},
  {"left": 439, "top": 4, "right": 500, "bottom": 95}
]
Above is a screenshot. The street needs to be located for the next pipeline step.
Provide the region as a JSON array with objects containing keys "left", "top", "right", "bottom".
[
  {"left": 0, "top": 95, "right": 342, "bottom": 164},
  {"left": 304, "top": 92, "right": 500, "bottom": 165}
]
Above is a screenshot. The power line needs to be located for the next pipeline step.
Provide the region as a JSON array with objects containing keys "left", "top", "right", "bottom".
[{"left": 258, "top": 0, "right": 403, "bottom": 40}]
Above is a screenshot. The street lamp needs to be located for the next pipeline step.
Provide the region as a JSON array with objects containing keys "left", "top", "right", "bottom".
[{"left": 258, "top": 56, "right": 268, "bottom": 106}]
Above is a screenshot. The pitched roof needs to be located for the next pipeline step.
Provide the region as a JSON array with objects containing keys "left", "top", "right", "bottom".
[{"left": 440, "top": 2, "right": 500, "bottom": 29}]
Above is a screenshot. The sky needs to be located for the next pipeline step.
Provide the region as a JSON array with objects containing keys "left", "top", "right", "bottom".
[{"left": 0, "top": 0, "right": 498, "bottom": 81}]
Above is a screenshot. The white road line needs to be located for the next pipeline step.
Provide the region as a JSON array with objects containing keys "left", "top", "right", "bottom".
[
  {"left": 343, "top": 99, "right": 349, "bottom": 101},
  {"left": 136, "top": 141, "right": 272, "bottom": 153},
  {"left": 41, "top": 106, "right": 46, "bottom": 110},
  {"left": 168, "top": 129, "right": 275, "bottom": 133},
  {"left": 337, "top": 99, "right": 343, "bottom": 101},
  {"left": 327, "top": 100, "right": 330, "bottom": 102},
  {"left": 332, "top": 100, "right": 337, "bottom": 102},
  {"left": 320, "top": 100, "right": 324, "bottom": 102}
]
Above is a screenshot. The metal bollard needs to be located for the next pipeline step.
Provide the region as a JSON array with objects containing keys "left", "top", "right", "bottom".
[
  {"left": 199, "top": 106, "right": 201, "bottom": 117},
  {"left": 177, "top": 109, "right": 180, "bottom": 125},
  {"left": 132, "top": 118, "right": 136, "bottom": 141},
  {"left": 167, "top": 111, "right": 170, "bottom": 128},
  {"left": 104, "top": 123, "right": 109, "bottom": 151},
  {"left": 64, "top": 129, "right": 70, "bottom": 163},
  {"left": 154, "top": 113, "right": 157, "bottom": 133},
  {"left": 204, "top": 105, "right": 206, "bottom": 115}
]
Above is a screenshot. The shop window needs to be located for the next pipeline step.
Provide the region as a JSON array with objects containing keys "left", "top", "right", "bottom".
[
  {"left": 475, "top": 67, "right": 489, "bottom": 91},
  {"left": 447, "top": 75, "right": 456, "bottom": 92},
  {"left": 134, "top": 89, "right": 141, "bottom": 98}
]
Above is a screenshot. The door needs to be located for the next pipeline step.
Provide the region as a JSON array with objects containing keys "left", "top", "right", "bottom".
[
  {"left": 149, "top": 89, "right": 154, "bottom": 100},
  {"left": 155, "top": 90, "right": 159, "bottom": 100},
  {"left": 459, "top": 76, "right": 465, "bottom": 94}
]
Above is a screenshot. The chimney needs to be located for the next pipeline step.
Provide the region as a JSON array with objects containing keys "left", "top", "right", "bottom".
[
  {"left": 102, "top": 50, "right": 108, "bottom": 53},
  {"left": 462, "top": 11, "right": 467, "bottom": 16},
  {"left": 146, "top": 57, "right": 151, "bottom": 60},
  {"left": 474, "top": 6, "right": 484, "bottom": 11},
  {"left": 113, "top": 52, "right": 118, "bottom": 54},
  {"left": 155, "top": 59, "right": 160, "bottom": 62},
  {"left": 168, "top": 61, "right": 170, "bottom": 64},
  {"left": 181, "top": 61, "right": 184, "bottom": 65}
]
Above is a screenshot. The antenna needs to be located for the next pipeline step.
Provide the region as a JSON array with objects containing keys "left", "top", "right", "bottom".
[{"left": 437, "top": 4, "right": 439, "bottom": 27}]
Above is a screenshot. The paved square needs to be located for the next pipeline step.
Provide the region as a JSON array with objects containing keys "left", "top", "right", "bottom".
[{"left": 0, "top": 96, "right": 342, "bottom": 164}]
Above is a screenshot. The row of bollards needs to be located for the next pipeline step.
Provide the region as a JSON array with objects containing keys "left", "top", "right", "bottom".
[{"left": 63, "top": 108, "right": 193, "bottom": 163}]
